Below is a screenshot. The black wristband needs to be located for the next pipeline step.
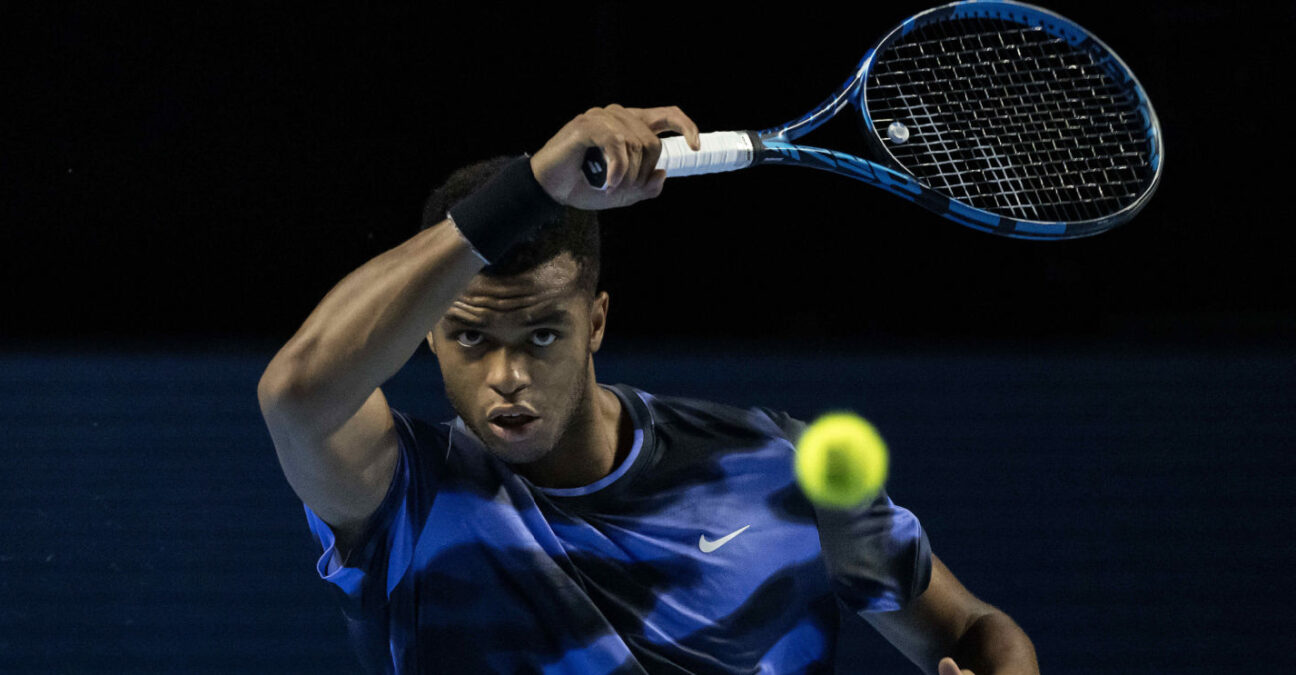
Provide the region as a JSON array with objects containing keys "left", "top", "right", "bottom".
[{"left": 444, "top": 155, "right": 564, "bottom": 264}]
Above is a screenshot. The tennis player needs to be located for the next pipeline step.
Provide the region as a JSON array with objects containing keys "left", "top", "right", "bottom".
[{"left": 258, "top": 105, "right": 1039, "bottom": 674}]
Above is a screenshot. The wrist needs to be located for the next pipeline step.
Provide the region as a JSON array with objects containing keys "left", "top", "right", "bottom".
[
  {"left": 528, "top": 153, "right": 563, "bottom": 204},
  {"left": 440, "top": 155, "right": 564, "bottom": 264}
]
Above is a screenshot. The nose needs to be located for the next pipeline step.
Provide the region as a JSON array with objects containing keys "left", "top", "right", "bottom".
[{"left": 485, "top": 347, "right": 531, "bottom": 397}]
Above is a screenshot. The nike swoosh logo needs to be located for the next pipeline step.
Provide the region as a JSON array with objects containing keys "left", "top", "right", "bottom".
[{"left": 698, "top": 525, "right": 751, "bottom": 553}]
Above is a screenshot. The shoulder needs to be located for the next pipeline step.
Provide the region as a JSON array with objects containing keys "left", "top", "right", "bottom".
[
  {"left": 619, "top": 387, "right": 809, "bottom": 495},
  {"left": 635, "top": 388, "right": 806, "bottom": 444}
]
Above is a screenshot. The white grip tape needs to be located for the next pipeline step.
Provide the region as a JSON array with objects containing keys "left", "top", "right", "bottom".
[{"left": 657, "top": 131, "right": 754, "bottom": 177}]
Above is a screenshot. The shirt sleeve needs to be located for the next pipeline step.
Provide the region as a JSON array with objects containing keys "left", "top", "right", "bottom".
[
  {"left": 302, "top": 408, "right": 447, "bottom": 607},
  {"left": 757, "top": 406, "right": 933, "bottom": 615},
  {"left": 814, "top": 491, "right": 932, "bottom": 615}
]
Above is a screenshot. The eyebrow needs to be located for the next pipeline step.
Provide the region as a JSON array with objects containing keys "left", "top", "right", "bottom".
[
  {"left": 443, "top": 314, "right": 487, "bottom": 328},
  {"left": 444, "top": 309, "right": 572, "bottom": 329},
  {"left": 521, "top": 309, "right": 572, "bottom": 327}
]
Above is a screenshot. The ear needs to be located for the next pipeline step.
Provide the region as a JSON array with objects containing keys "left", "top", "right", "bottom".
[
  {"left": 588, "top": 291, "right": 610, "bottom": 353},
  {"left": 426, "top": 330, "right": 437, "bottom": 355}
]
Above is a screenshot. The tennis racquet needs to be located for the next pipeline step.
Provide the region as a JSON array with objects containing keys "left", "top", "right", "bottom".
[{"left": 582, "top": 0, "right": 1163, "bottom": 240}]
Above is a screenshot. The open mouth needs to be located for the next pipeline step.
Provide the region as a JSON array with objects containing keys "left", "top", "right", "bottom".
[{"left": 489, "top": 413, "right": 540, "bottom": 441}]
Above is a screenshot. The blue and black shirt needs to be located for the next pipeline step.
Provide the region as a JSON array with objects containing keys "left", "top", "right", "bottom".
[{"left": 305, "top": 383, "right": 932, "bottom": 673}]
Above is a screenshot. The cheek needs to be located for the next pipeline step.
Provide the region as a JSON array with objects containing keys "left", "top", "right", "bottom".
[
  {"left": 544, "top": 342, "right": 590, "bottom": 382},
  {"left": 437, "top": 358, "right": 479, "bottom": 400}
]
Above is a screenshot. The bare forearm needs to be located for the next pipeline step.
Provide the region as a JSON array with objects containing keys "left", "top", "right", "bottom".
[
  {"left": 949, "top": 611, "right": 1038, "bottom": 675},
  {"left": 262, "top": 219, "right": 482, "bottom": 430}
]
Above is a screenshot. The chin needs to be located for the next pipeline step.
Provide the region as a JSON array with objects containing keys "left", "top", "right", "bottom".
[{"left": 489, "top": 442, "right": 554, "bottom": 466}]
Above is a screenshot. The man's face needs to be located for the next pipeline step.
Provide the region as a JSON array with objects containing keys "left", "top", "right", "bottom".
[{"left": 428, "top": 253, "right": 608, "bottom": 464}]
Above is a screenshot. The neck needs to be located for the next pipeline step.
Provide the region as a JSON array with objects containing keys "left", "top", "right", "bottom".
[{"left": 516, "top": 370, "right": 629, "bottom": 489}]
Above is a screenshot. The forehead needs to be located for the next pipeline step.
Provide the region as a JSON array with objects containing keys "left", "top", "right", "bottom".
[{"left": 447, "top": 253, "right": 584, "bottom": 323}]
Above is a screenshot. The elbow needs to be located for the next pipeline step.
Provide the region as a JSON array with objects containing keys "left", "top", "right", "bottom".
[
  {"left": 257, "top": 350, "right": 316, "bottom": 420},
  {"left": 257, "top": 365, "right": 291, "bottom": 413},
  {"left": 257, "top": 361, "right": 330, "bottom": 449},
  {"left": 256, "top": 347, "right": 352, "bottom": 440},
  {"left": 955, "top": 610, "right": 1039, "bottom": 674},
  {"left": 257, "top": 366, "right": 300, "bottom": 429}
]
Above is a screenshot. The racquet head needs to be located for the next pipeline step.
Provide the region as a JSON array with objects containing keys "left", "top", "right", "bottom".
[{"left": 852, "top": 1, "right": 1162, "bottom": 235}]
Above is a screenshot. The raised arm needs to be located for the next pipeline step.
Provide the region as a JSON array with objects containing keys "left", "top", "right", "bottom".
[
  {"left": 256, "top": 105, "right": 700, "bottom": 551},
  {"left": 256, "top": 216, "right": 483, "bottom": 551}
]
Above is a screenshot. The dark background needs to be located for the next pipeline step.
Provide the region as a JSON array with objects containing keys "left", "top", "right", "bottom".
[
  {"left": 7, "top": 1, "right": 1293, "bottom": 348},
  {"left": 3, "top": 2, "right": 1295, "bottom": 673}
]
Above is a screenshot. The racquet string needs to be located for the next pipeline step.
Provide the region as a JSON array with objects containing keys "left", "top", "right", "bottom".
[{"left": 865, "top": 16, "right": 1153, "bottom": 222}]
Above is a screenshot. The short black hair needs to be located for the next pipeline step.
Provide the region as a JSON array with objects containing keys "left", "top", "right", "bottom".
[{"left": 421, "top": 156, "right": 600, "bottom": 296}]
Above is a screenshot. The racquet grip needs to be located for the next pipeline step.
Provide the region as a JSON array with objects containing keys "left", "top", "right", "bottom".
[{"left": 582, "top": 131, "right": 757, "bottom": 189}]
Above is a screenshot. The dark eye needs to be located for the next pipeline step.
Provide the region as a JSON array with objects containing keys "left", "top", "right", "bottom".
[
  {"left": 456, "top": 330, "right": 485, "bottom": 347},
  {"left": 530, "top": 329, "right": 558, "bottom": 347}
]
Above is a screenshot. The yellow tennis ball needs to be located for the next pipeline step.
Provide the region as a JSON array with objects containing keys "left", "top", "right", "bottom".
[{"left": 795, "top": 412, "right": 889, "bottom": 509}]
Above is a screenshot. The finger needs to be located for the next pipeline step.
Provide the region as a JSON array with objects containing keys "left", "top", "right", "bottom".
[
  {"left": 603, "top": 105, "right": 657, "bottom": 188},
  {"left": 638, "top": 105, "right": 702, "bottom": 151},
  {"left": 612, "top": 106, "right": 664, "bottom": 187},
  {"left": 640, "top": 134, "right": 663, "bottom": 186},
  {"left": 607, "top": 134, "right": 629, "bottom": 191},
  {"left": 629, "top": 114, "right": 663, "bottom": 187},
  {"left": 588, "top": 117, "right": 631, "bottom": 191},
  {"left": 937, "top": 657, "right": 961, "bottom": 675},
  {"left": 597, "top": 107, "right": 641, "bottom": 191},
  {"left": 646, "top": 168, "right": 667, "bottom": 199},
  {"left": 616, "top": 132, "right": 641, "bottom": 192}
]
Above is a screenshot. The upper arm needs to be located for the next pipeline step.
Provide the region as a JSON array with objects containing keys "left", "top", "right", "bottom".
[
  {"left": 861, "top": 553, "right": 996, "bottom": 674},
  {"left": 258, "top": 380, "right": 400, "bottom": 551}
]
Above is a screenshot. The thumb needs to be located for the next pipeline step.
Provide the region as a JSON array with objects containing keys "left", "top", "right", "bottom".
[{"left": 938, "top": 657, "right": 973, "bottom": 675}]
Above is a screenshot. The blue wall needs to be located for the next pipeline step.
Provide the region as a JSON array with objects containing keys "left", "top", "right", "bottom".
[{"left": 3, "top": 344, "right": 1292, "bottom": 672}]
